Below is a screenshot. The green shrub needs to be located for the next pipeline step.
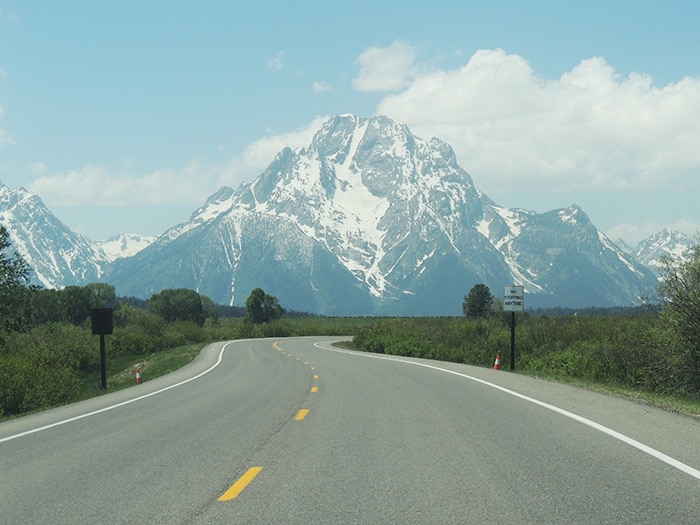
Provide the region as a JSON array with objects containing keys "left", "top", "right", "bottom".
[
  {"left": 0, "top": 350, "right": 78, "bottom": 417},
  {"left": 110, "top": 330, "right": 161, "bottom": 356},
  {"left": 351, "top": 313, "right": 699, "bottom": 400}
]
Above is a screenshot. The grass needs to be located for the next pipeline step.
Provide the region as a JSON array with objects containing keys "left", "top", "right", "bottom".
[
  {"left": 515, "top": 368, "right": 700, "bottom": 418},
  {"left": 0, "top": 344, "right": 207, "bottom": 423},
  {"left": 79, "top": 343, "right": 205, "bottom": 397}
]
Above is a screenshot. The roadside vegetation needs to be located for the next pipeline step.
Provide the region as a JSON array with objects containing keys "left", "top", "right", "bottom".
[
  {"left": 0, "top": 223, "right": 698, "bottom": 419},
  {"left": 353, "top": 242, "right": 700, "bottom": 415}
]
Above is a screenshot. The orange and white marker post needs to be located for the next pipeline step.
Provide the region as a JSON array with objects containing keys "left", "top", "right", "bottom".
[{"left": 135, "top": 368, "right": 142, "bottom": 384}]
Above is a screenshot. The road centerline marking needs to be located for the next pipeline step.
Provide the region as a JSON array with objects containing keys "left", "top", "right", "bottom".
[
  {"left": 295, "top": 409, "right": 309, "bottom": 420},
  {"left": 219, "top": 466, "right": 263, "bottom": 502}
]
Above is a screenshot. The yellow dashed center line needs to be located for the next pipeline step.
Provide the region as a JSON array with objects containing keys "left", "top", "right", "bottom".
[
  {"left": 219, "top": 467, "right": 263, "bottom": 501},
  {"left": 222, "top": 342, "right": 315, "bottom": 504},
  {"left": 272, "top": 342, "right": 319, "bottom": 417}
]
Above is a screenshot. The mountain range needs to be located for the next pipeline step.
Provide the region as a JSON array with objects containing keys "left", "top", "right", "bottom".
[{"left": 1, "top": 115, "right": 694, "bottom": 315}]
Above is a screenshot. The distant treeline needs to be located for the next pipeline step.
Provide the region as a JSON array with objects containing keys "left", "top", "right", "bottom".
[{"left": 527, "top": 304, "right": 661, "bottom": 317}]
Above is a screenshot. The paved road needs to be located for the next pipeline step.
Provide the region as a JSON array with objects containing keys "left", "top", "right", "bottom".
[{"left": 1, "top": 337, "right": 699, "bottom": 524}]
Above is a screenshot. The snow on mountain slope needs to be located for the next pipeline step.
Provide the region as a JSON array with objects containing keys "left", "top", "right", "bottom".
[
  {"left": 0, "top": 182, "right": 109, "bottom": 288},
  {"left": 105, "top": 115, "right": 658, "bottom": 313},
  {"left": 1, "top": 108, "right": 678, "bottom": 314},
  {"left": 97, "top": 233, "right": 157, "bottom": 261},
  {"left": 634, "top": 228, "right": 694, "bottom": 276}
]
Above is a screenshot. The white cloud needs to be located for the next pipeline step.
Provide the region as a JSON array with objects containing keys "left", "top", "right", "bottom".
[
  {"left": 0, "top": 103, "right": 10, "bottom": 146},
  {"left": 353, "top": 39, "right": 417, "bottom": 92},
  {"left": 266, "top": 51, "right": 285, "bottom": 72},
  {"left": 28, "top": 162, "right": 47, "bottom": 175},
  {"left": 372, "top": 49, "right": 700, "bottom": 196},
  {"left": 28, "top": 163, "right": 214, "bottom": 207},
  {"left": 0, "top": 84, "right": 7, "bottom": 146},
  {"left": 0, "top": 71, "right": 12, "bottom": 146},
  {"left": 220, "top": 116, "right": 328, "bottom": 186},
  {"left": 27, "top": 117, "right": 330, "bottom": 211},
  {"left": 313, "top": 81, "right": 331, "bottom": 93}
]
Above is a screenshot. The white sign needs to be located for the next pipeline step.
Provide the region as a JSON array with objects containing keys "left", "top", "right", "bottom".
[{"left": 503, "top": 285, "right": 524, "bottom": 312}]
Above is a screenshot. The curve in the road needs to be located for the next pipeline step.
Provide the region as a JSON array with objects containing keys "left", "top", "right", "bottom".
[
  {"left": 0, "top": 340, "right": 232, "bottom": 444},
  {"left": 4, "top": 337, "right": 699, "bottom": 484},
  {"left": 312, "top": 341, "right": 700, "bottom": 481}
]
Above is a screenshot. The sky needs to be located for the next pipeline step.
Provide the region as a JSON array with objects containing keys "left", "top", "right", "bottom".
[{"left": 1, "top": 1, "right": 699, "bottom": 246}]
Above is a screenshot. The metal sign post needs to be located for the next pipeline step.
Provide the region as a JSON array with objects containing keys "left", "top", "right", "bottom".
[
  {"left": 91, "top": 308, "right": 113, "bottom": 389},
  {"left": 503, "top": 286, "right": 524, "bottom": 370}
]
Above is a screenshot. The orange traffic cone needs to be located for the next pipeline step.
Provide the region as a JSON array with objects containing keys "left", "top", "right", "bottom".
[
  {"left": 135, "top": 368, "right": 142, "bottom": 384},
  {"left": 493, "top": 354, "right": 501, "bottom": 370}
]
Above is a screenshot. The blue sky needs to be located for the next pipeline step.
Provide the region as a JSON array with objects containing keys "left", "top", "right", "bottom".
[{"left": 1, "top": 1, "right": 699, "bottom": 245}]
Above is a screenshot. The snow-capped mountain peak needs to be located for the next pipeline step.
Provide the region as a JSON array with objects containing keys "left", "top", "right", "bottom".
[
  {"left": 1, "top": 115, "right": 668, "bottom": 314},
  {"left": 634, "top": 228, "right": 694, "bottom": 275},
  {"left": 0, "top": 181, "right": 109, "bottom": 288},
  {"left": 97, "top": 233, "right": 157, "bottom": 261},
  {"left": 104, "top": 115, "right": 658, "bottom": 313},
  {"left": 237, "top": 115, "right": 482, "bottom": 297}
]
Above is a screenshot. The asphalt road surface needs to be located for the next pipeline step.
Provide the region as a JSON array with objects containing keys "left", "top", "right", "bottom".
[{"left": 1, "top": 337, "right": 699, "bottom": 524}]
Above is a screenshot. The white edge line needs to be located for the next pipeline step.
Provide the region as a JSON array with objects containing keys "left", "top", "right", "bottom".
[
  {"left": 314, "top": 342, "right": 700, "bottom": 481},
  {"left": 0, "top": 341, "right": 233, "bottom": 444}
]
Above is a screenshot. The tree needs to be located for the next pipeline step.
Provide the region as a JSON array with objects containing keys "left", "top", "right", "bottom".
[
  {"left": 84, "top": 283, "right": 116, "bottom": 308},
  {"left": 657, "top": 242, "right": 700, "bottom": 390},
  {"left": 30, "top": 288, "right": 62, "bottom": 325},
  {"left": 200, "top": 295, "right": 218, "bottom": 325},
  {"left": 60, "top": 286, "right": 94, "bottom": 326},
  {"left": 462, "top": 284, "right": 494, "bottom": 318},
  {"left": 28, "top": 283, "right": 116, "bottom": 326},
  {"left": 0, "top": 226, "right": 33, "bottom": 331},
  {"left": 245, "top": 288, "right": 284, "bottom": 324},
  {"left": 148, "top": 288, "right": 205, "bottom": 326}
]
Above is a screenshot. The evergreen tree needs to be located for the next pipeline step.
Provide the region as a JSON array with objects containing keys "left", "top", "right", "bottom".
[{"left": 462, "top": 284, "right": 494, "bottom": 318}]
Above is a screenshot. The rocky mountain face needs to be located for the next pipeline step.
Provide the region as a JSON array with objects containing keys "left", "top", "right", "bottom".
[
  {"left": 97, "top": 233, "right": 157, "bottom": 262},
  {"left": 633, "top": 228, "right": 694, "bottom": 276},
  {"left": 0, "top": 182, "right": 109, "bottom": 288},
  {"left": 103, "top": 115, "right": 659, "bottom": 314},
  {"left": 1, "top": 115, "right": 690, "bottom": 314}
]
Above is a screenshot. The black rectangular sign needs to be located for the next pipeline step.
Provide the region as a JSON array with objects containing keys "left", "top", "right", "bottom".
[{"left": 91, "top": 308, "right": 113, "bottom": 335}]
